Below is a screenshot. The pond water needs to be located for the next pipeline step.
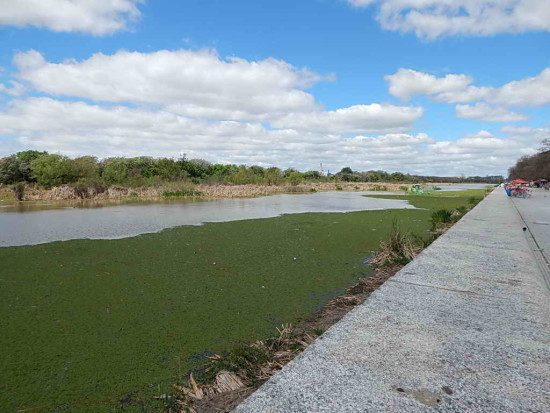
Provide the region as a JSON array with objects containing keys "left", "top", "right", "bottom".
[{"left": 0, "top": 191, "right": 417, "bottom": 247}]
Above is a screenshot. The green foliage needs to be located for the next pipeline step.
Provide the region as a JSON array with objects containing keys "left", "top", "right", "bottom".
[
  {"left": 468, "top": 196, "right": 483, "bottom": 205},
  {"left": 287, "top": 171, "right": 304, "bottom": 186},
  {"left": 101, "top": 158, "right": 129, "bottom": 185},
  {"left": 0, "top": 155, "right": 25, "bottom": 184},
  {"left": 16, "top": 150, "right": 47, "bottom": 163},
  {"left": 430, "top": 209, "right": 454, "bottom": 230},
  {"left": 31, "top": 154, "right": 77, "bottom": 188},
  {"left": 162, "top": 190, "right": 203, "bottom": 197}
]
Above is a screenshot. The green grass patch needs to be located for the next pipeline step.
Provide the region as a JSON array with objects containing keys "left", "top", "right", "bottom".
[
  {"left": 161, "top": 190, "right": 203, "bottom": 197},
  {"left": 0, "top": 190, "right": 485, "bottom": 412}
]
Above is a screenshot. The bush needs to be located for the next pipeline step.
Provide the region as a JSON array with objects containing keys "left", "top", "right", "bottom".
[
  {"left": 431, "top": 209, "right": 453, "bottom": 230},
  {"left": 12, "top": 183, "right": 25, "bottom": 201}
]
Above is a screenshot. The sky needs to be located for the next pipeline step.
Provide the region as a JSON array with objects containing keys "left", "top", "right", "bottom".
[{"left": 0, "top": 0, "right": 549, "bottom": 177}]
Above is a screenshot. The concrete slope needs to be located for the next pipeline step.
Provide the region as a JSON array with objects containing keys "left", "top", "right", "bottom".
[{"left": 235, "top": 189, "right": 550, "bottom": 412}]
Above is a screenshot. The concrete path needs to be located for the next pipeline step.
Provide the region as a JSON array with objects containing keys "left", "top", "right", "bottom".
[
  {"left": 511, "top": 188, "right": 550, "bottom": 291},
  {"left": 236, "top": 189, "right": 550, "bottom": 412}
]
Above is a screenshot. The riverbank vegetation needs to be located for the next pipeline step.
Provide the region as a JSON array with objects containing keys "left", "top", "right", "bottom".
[
  {"left": 0, "top": 150, "right": 503, "bottom": 201},
  {"left": 0, "top": 189, "right": 487, "bottom": 412}
]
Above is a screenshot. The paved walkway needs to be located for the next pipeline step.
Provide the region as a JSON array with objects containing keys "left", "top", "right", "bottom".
[
  {"left": 511, "top": 188, "right": 550, "bottom": 290},
  {"left": 236, "top": 189, "right": 550, "bottom": 412}
]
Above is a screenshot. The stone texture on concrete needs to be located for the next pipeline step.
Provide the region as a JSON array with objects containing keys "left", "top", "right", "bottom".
[{"left": 235, "top": 189, "right": 550, "bottom": 412}]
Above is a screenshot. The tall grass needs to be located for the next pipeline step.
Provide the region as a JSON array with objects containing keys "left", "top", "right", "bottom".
[{"left": 371, "top": 221, "right": 418, "bottom": 267}]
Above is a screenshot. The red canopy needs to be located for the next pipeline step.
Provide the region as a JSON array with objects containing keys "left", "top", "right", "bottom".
[{"left": 513, "top": 179, "right": 529, "bottom": 184}]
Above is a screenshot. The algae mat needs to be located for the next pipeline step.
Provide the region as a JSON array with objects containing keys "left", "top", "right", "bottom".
[{"left": 0, "top": 190, "right": 483, "bottom": 412}]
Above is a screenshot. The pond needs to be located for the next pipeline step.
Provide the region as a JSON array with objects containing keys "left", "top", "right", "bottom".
[{"left": 0, "top": 191, "right": 417, "bottom": 247}]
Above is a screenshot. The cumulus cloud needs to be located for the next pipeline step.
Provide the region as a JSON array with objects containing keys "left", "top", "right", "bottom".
[
  {"left": 14, "top": 49, "right": 326, "bottom": 121},
  {"left": 346, "top": 0, "right": 550, "bottom": 39},
  {"left": 386, "top": 67, "right": 550, "bottom": 108},
  {"left": 385, "top": 69, "right": 476, "bottom": 101},
  {"left": 270, "top": 104, "right": 424, "bottom": 134},
  {"left": 456, "top": 103, "right": 528, "bottom": 122},
  {"left": 0, "top": 97, "right": 541, "bottom": 176},
  {"left": 0, "top": 0, "right": 142, "bottom": 35}
]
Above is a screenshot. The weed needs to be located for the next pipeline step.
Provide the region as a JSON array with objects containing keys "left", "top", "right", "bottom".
[
  {"left": 468, "top": 196, "right": 483, "bottom": 205},
  {"left": 371, "top": 221, "right": 418, "bottom": 267},
  {"left": 335, "top": 184, "right": 343, "bottom": 191},
  {"left": 312, "top": 328, "right": 325, "bottom": 336},
  {"left": 162, "top": 190, "right": 203, "bottom": 197},
  {"left": 431, "top": 209, "right": 453, "bottom": 230}
]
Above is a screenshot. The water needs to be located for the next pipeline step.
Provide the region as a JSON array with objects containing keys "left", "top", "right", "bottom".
[
  {"left": 0, "top": 191, "right": 417, "bottom": 247},
  {"left": 433, "top": 184, "right": 494, "bottom": 192}
]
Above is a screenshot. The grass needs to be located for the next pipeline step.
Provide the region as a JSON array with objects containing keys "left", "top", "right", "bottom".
[
  {"left": 0, "top": 189, "right": 486, "bottom": 412},
  {"left": 161, "top": 190, "right": 203, "bottom": 197}
]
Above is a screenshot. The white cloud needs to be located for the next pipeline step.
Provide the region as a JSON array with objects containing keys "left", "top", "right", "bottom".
[
  {"left": 492, "top": 68, "right": 550, "bottom": 107},
  {"left": 0, "top": 80, "right": 26, "bottom": 97},
  {"left": 0, "top": 97, "right": 543, "bottom": 176},
  {"left": 346, "top": 0, "right": 550, "bottom": 39},
  {"left": 14, "top": 49, "right": 326, "bottom": 121},
  {"left": 270, "top": 104, "right": 424, "bottom": 134},
  {"left": 0, "top": 0, "right": 142, "bottom": 35},
  {"left": 385, "top": 68, "right": 476, "bottom": 101},
  {"left": 456, "top": 103, "right": 528, "bottom": 122},
  {"left": 386, "top": 67, "right": 550, "bottom": 107}
]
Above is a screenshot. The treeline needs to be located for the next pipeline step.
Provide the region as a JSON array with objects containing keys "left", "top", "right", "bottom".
[
  {"left": 508, "top": 152, "right": 550, "bottom": 181},
  {"left": 0, "top": 150, "right": 503, "bottom": 189},
  {"left": 335, "top": 167, "right": 502, "bottom": 184}
]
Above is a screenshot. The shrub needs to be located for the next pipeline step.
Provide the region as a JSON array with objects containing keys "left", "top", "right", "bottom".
[
  {"left": 431, "top": 209, "right": 453, "bottom": 230},
  {"left": 12, "top": 183, "right": 25, "bottom": 201}
]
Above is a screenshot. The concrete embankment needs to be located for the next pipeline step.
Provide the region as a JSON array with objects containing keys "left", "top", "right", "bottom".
[{"left": 236, "top": 189, "right": 550, "bottom": 412}]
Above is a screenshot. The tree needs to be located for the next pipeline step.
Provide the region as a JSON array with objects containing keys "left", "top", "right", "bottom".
[
  {"left": 540, "top": 138, "right": 550, "bottom": 153},
  {"left": 16, "top": 150, "right": 47, "bottom": 181},
  {"left": 31, "top": 154, "right": 77, "bottom": 188},
  {"left": 70, "top": 156, "right": 100, "bottom": 181},
  {"left": 102, "top": 158, "right": 129, "bottom": 185},
  {"left": 287, "top": 171, "right": 304, "bottom": 185},
  {"left": 0, "top": 155, "right": 25, "bottom": 184},
  {"left": 16, "top": 150, "right": 47, "bottom": 163},
  {"left": 340, "top": 167, "right": 353, "bottom": 174}
]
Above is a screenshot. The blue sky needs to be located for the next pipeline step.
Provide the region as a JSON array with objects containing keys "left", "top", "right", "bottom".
[{"left": 0, "top": 0, "right": 549, "bottom": 176}]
